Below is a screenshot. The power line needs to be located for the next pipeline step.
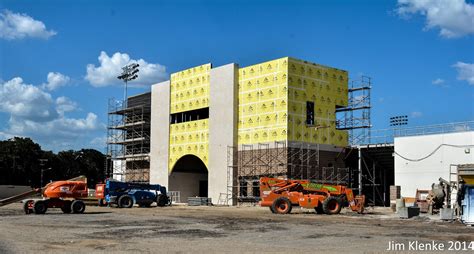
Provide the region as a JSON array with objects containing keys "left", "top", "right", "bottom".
[{"left": 394, "top": 144, "right": 474, "bottom": 162}]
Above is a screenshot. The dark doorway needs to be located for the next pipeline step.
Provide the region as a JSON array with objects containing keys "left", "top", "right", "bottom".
[
  {"left": 169, "top": 155, "right": 209, "bottom": 202},
  {"left": 199, "top": 181, "right": 208, "bottom": 197}
]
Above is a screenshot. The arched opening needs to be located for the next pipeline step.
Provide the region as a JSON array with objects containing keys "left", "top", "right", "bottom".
[{"left": 169, "top": 155, "right": 208, "bottom": 201}]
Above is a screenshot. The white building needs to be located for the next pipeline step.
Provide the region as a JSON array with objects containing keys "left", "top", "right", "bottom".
[{"left": 394, "top": 131, "right": 474, "bottom": 199}]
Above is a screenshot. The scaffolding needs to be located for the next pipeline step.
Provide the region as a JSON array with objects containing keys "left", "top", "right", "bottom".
[
  {"left": 224, "top": 141, "right": 352, "bottom": 205},
  {"left": 336, "top": 76, "right": 372, "bottom": 146},
  {"left": 231, "top": 141, "right": 288, "bottom": 204},
  {"left": 288, "top": 142, "right": 320, "bottom": 180},
  {"left": 105, "top": 94, "right": 151, "bottom": 183}
]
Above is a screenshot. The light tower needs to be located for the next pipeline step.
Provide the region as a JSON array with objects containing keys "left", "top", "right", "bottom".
[
  {"left": 117, "top": 63, "right": 140, "bottom": 107},
  {"left": 390, "top": 115, "right": 408, "bottom": 137}
]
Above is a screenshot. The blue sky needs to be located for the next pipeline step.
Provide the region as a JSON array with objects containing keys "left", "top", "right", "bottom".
[{"left": 0, "top": 0, "right": 473, "bottom": 152}]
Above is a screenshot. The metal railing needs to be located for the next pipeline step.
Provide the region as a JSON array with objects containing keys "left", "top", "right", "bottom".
[{"left": 356, "top": 121, "right": 474, "bottom": 145}]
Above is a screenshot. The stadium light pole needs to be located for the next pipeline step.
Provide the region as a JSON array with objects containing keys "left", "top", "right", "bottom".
[{"left": 117, "top": 63, "right": 140, "bottom": 107}]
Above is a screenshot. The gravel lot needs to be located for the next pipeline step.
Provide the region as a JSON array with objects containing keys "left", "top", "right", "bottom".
[{"left": 0, "top": 203, "right": 473, "bottom": 253}]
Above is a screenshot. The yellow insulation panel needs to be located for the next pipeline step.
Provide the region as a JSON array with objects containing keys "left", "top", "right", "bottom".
[
  {"left": 168, "top": 119, "right": 209, "bottom": 172},
  {"left": 238, "top": 57, "right": 289, "bottom": 144},
  {"left": 237, "top": 56, "right": 348, "bottom": 147},
  {"left": 170, "top": 63, "right": 211, "bottom": 114},
  {"left": 169, "top": 63, "right": 211, "bottom": 172},
  {"left": 287, "top": 57, "right": 348, "bottom": 147}
]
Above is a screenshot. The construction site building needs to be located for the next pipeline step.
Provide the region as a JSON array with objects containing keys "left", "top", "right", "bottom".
[{"left": 149, "top": 57, "right": 351, "bottom": 204}]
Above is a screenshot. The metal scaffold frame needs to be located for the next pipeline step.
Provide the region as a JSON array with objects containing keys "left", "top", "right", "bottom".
[
  {"left": 105, "top": 96, "right": 151, "bottom": 183},
  {"left": 336, "top": 76, "right": 372, "bottom": 146},
  {"left": 288, "top": 143, "right": 320, "bottom": 180},
  {"left": 223, "top": 141, "right": 351, "bottom": 205}
]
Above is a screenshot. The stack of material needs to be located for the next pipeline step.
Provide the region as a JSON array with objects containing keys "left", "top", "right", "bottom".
[
  {"left": 188, "top": 197, "right": 212, "bottom": 206},
  {"left": 390, "top": 185, "right": 401, "bottom": 211},
  {"left": 399, "top": 207, "right": 420, "bottom": 219},
  {"left": 390, "top": 186, "right": 401, "bottom": 200}
]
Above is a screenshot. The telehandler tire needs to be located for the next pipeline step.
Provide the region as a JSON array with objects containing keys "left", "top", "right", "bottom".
[
  {"left": 271, "top": 197, "right": 292, "bottom": 214},
  {"left": 322, "top": 196, "right": 342, "bottom": 215}
]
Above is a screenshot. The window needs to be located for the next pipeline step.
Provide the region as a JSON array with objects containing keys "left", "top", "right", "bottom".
[
  {"left": 170, "top": 107, "right": 209, "bottom": 124},
  {"left": 306, "top": 101, "right": 314, "bottom": 126}
]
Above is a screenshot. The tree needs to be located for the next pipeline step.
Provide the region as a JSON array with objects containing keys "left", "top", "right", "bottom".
[
  {"left": 0, "top": 137, "right": 105, "bottom": 188},
  {"left": 0, "top": 137, "right": 43, "bottom": 186}
]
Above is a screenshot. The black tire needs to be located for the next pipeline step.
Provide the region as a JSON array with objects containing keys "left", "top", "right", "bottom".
[
  {"left": 315, "top": 203, "right": 324, "bottom": 214},
  {"left": 33, "top": 200, "right": 47, "bottom": 214},
  {"left": 322, "top": 196, "right": 342, "bottom": 215},
  {"left": 61, "top": 201, "right": 72, "bottom": 213},
  {"left": 271, "top": 197, "right": 292, "bottom": 214},
  {"left": 118, "top": 195, "right": 134, "bottom": 208},
  {"left": 156, "top": 194, "right": 168, "bottom": 207},
  {"left": 71, "top": 200, "right": 86, "bottom": 214},
  {"left": 23, "top": 200, "right": 34, "bottom": 214}
]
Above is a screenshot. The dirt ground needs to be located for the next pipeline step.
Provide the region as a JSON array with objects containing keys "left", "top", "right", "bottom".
[{"left": 0, "top": 203, "right": 473, "bottom": 254}]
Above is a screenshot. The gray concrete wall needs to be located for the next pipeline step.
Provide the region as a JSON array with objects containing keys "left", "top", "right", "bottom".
[
  {"left": 208, "top": 63, "right": 238, "bottom": 204},
  {"left": 169, "top": 172, "right": 208, "bottom": 203},
  {"left": 150, "top": 81, "right": 170, "bottom": 188}
]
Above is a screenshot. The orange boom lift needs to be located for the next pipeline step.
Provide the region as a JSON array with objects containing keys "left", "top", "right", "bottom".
[
  {"left": 0, "top": 176, "right": 89, "bottom": 214},
  {"left": 260, "top": 177, "right": 365, "bottom": 214}
]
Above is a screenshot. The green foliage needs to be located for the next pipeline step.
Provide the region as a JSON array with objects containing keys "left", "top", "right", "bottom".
[{"left": 0, "top": 137, "right": 105, "bottom": 188}]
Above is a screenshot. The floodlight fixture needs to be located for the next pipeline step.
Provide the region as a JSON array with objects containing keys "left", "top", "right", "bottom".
[{"left": 117, "top": 63, "right": 140, "bottom": 106}]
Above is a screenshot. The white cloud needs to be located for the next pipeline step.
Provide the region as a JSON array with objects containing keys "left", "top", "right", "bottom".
[
  {"left": 432, "top": 78, "right": 445, "bottom": 85},
  {"left": 0, "top": 9, "right": 56, "bottom": 40},
  {"left": 0, "top": 77, "right": 58, "bottom": 121},
  {"left": 85, "top": 51, "right": 167, "bottom": 87},
  {"left": 0, "top": 77, "right": 104, "bottom": 151},
  {"left": 432, "top": 78, "right": 449, "bottom": 87},
  {"left": 397, "top": 0, "right": 474, "bottom": 38},
  {"left": 7, "top": 113, "right": 100, "bottom": 135},
  {"left": 453, "top": 62, "right": 474, "bottom": 85},
  {"left": 56, "top": 96, "right": 78, "bottom": 115},
  {"left": 42, "top": 72, "right": 70, "bottom": 91},
  {"left": 411, "top": 111, "right": 423, "bottom": 118}
]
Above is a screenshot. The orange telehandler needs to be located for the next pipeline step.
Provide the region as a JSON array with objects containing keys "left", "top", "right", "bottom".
[
  {"left": 260, "top": 177, "right": 365, "bottom": 215},
  {"left": 0, "top": 176, "right": 88, "bottom": 214}
]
